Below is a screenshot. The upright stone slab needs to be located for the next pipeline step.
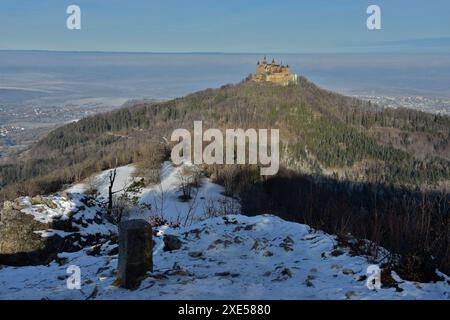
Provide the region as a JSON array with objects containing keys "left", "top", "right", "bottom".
[{"left": 117, "top": 219, "right": 153, "bottom": 289}]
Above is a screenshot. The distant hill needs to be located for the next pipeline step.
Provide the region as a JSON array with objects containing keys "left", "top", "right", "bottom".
[{"left": 1, "top": 77, "right": 449, "bottom": 199}]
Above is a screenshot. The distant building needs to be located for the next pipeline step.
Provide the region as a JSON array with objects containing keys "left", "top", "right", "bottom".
[{"left": 250, "top": 57, "right": 298, "bottom": 86}]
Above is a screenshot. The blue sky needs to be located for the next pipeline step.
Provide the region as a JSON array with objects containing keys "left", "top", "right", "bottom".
[{"left": 1, "top": 0, "right": 450, "bottom": 53}]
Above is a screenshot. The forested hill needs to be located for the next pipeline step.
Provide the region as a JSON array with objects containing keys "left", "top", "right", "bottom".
[{"left": 1, "top": 77, "right": 449, "bottom": 199}]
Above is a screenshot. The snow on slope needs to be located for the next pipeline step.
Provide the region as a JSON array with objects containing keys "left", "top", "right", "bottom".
[
  {"left": 66, "top": 162, "right": 237, "bottom": 225},
  {"left": 13, "top": 193, "right": 116, "bottom": 236},
  {"left": 1, "top": 162, "right": 449, "bottom": 300},
  {"left": 18, "top": 195, "right": 79, "bottom": 224},
  {"left": 136, "top": 162, "right": 233, "bottom": 223},
  {"left": 66, "top": 164, "right": 136, "bottom": 197},
  {"left": 0, "top": 214, "right": 449, "bottom": 300}
]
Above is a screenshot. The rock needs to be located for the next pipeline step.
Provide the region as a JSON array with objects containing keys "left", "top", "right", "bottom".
[
  {"left": 283, "top": 236, "right": 294, "bottom": 244},
  {"left": 166, "top": 265, "right": 193, "bottom": 277},
  {"left": 3, "top": 201, "right": 14, "bottom": 211},
  {"left": 0, "top": 197, "right": 115, "bottom": 266},
  {"left": 273, "top": 267, "right": 293, "bottom": 282},
  {"left": 215, "top": 272, "right": 240, "bottom": 278},
  {"left": 107, "top": 246, "right": 119, "bottom": 256},
  {"left": 55, "top": 256, "right": 69, "bottom": 266},
  {"left": 263, "top": 250, "right": 273, "bottom": 257},
  {"left": 305, "top": 275, "right": 315, "bottom": 287},
  {"left": 31, "top": 196, "right": 57, "bottom": 209},
  {"left": 0, "top": 208, "right": 57, "bottom": 266},
  {"left": 251, "top": 240, "right": 260, "bottom": 251},
  {"left": 279, "top": 236, "right": 294, "bottom": 251},
  {"left": 188, "top": 251, "right": 203, "bottom": 258},
  {"left": 87, "top": 244, "right": 102, "bottom": 256},
  {"left": 357, "top": 275, "right": 367, "bottom": 282},
  {"left": 281, "top": 268, "right": 293, "bottom": 277},
  {"left": 117, "top": 219, "right": 153, "bottom": 289},
  {"left": 345, "top": 291, "right": 358, "bottom": 299},
  {"left": 2, "top": 201, "right": 26, "bottom": 211},
  {"left": 208, "top": 239, "right": 223, "bottom": 250},
  {"left": 223, "top": 217, "right": 238, "bottom": 225},
  {"left": 244, "top": 224, "right": 255, "bottom": 231},
  {"left": 342, "top": 269, "right": 354, "bottom": 275},
  {"left": 60, "top": 191, "right": 72, "bottom": 200},
  {"left": 163, "top": 234, "right": 182, "bottom": 252},
  {"left": 331, "top": 249, "right": 344, "bottom": 257}
]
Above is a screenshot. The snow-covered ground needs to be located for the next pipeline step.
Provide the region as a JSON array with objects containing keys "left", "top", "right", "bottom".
[
  {"left": 13, "top": 193, "right": 116, "bottom": 237},
  {"left": 66, "top": 164, "right": 136, "bottom": 197},
  {"left": 0, "top": 214, "right": 449, "bottom": 300},
  {"left": 0, "top": 162, "right": 449, "bottom": 300},
  {"left": 67, "top": 162, "right": 237, "bottom": 225}
]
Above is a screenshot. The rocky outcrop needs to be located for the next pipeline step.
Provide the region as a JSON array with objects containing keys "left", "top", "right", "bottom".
[
  {"left": 2, "top": 200, "right": 26, "bottom": 211},
  {"left": 0, "top": 208, "right": 55, "bottom": 265},
  {"left": 0, "top": 194, "right": 116, "bottom": 266},
  {"left": 31, "top": 196, "right": 58, "bottom": 209}
]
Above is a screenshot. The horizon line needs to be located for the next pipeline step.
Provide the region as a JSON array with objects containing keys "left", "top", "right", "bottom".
[
  {"left": 0, "top": 49, "right": 344, "bottom": 55},
  {"left": 0, "top": 49, "right": 444, "bottom": 55}
]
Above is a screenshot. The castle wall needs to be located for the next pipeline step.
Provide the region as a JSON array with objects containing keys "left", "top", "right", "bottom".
[{"left": 252, "top": 62, "right": 297, "bottom": 86}]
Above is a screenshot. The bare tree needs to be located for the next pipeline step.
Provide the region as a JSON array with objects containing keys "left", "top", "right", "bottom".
[
  {"left": 150, "top": 181, "right": 166, "bottom": 220},
  {"left": 202, "top": 196, "right": 240, "bottom": 218},
  {"left": 173, "top": 186, "right": 199, "bottom": 227},
  {"left": 177, "top": 171, "right": 193, "bottom": 202},
  {"left": 107, "top": 168, "right": 117, "bottom": 217}
]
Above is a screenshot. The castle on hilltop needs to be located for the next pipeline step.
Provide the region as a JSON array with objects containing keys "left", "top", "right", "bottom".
[{"left": 250, "top": 57, "right": 298, "bottom": 86}]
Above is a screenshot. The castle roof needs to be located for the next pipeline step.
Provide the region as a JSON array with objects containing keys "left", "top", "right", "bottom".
[{"left": 259, "top": 57, "right": 289, "bottom": 68}]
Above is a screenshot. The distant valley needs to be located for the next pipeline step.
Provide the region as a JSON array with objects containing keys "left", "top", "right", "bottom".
[
  {"left": 0, "top": 97, "right": 128, "bottom": 158},
  {"left": 357, "top": 95, "right": 450, "bottom": 116}
]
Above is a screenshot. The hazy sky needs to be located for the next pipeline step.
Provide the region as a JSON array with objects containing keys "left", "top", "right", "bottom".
[{"left": 1, "top": 0, "right": 450, "bottom": 53}]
